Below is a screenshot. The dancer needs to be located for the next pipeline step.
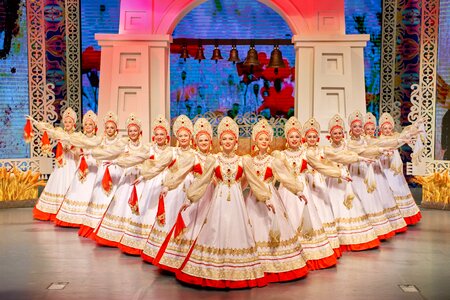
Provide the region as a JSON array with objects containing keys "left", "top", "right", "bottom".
[
  {"left": 31, "top": 108, "right": 78, "bottom": 221},
  {"left": 378, "top": 113, "right": 422, "bottom": 225},
  {"left": 55, "top": 110, "right": 102, "bottom": 227},
  {"left": 151, "top": 118, "right": 215, "bottom": 273},
  {"left": 78, "top": 111, "right": 125, "bottom": 237},
  {"left": 276, "top": 117, "right": 338, "bottom": 270},
  {"left": 175, "top": 116, "right": 268, "bottom": 288},
  {"left": 244, "top": 118, "right": 309, "bottom": 282},
  {"left": 324, "top": 114, "right": 380, "bottom": 251},
  {"left": 141, "top": 115, "right": 196, "bottom": 260}
]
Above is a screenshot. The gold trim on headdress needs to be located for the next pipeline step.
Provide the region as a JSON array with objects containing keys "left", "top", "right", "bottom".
[
  {"left": 364, "top": 112, "right": 377, "bottom": 128},
  {"left": 102, "top": 111, "right": 118, "bottom": 126},
  {"left": 379, "top": 112, "right": 394, "bottom": 128},
  {"left": 152, "top": 114, "right": 170, "bottom": 136},
  {"left": 302, "top": 118, "right": 320, "bottom": 136},
  {"left": 62, "top": 107, "right": 77, "bottom": 123},
  {"left": 83, "top": 110, "right": 98, "bottom": 125},
  {"left": 193, "top": 118, "right": 213, "bottom": 141},
  {"left": 328, "top": 114, "right": 345, "bottom": 134},
  {"left": 252, "top": 119, "right": 273, "bottom": 142},
  {"left": 126, "top": 113, "right": 142, "bottom": 129},
  {"left": 284, "top": 116, "right": 302, "bottom": 138},
  {"left": 173, "top": 115, "right": 193, "bottom": 136},
  {"left": 218, "top": 116, "right": 239, "bottom": 139}
]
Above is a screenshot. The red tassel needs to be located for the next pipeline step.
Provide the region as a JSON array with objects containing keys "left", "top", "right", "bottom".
[
  {"left": 149, "top": 155, "right": 155, "bottom": 160},
  {"left": 23, "top": 119, "right": 33, "bottom": 143},
  {"left": 174, "top": 212, "right": 187, "bottom": 239},
  {"left": 156, "top": 193, "right": 166, "bottom": 226},
  {"left": 301, "top": 137, "right": 306, "bottom": 144},
  {"left": 300, "top": 159, "right": 308, "bottom": 173},
  {"left": 101, "top": 166, "right": 113, "bottom": 195},
  {"left": 78, "top": 154, "right": 89, "bottom": 181},
  {"left": 55, "top": 142, "right": 64, "bottom": 167},
  {"left": 326, "top": 135, "right": 331, "bottom": 141},
  {"left": 41, "top": 131, "right": 51, "bottom": 155},
  {"left": 128, "top": 184, "right": 139, "bottom": 214}
]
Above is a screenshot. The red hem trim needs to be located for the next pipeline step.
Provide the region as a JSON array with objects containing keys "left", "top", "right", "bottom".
[
  {"left": 264, "top": 266, "right": 308, "bottom": 283},
  {"left": 339, "top": 238, "right": 380, "bottom": 252},
  {"left": 118, "top": 243, "right": 142, "bottom": 256},
  {"left": 32, "top": 207, "right": 56, "bottom": 221},
  {"left": 378, "top": 231, "right": 395, "bottom": 241},
  {"left": 54, "top": 219, "right": 80, "bottom": 228},
  {"left": 95, "top": 235, "right": 119, "bottom": 248},
  {"left": 156, "top": 263, "right": 178, "bottom": 274},
  {"left": 404, "top": 211, "right": 422, "bottom": 225},
  {"left": 175, "top": 271, "right": 267, "bottom": 289},
  {"left": 78, "top": 225, "right": 94, "bottom": 238},
  {"left": 395, "top": 226, "right": 408, "bottom": 234},
  {"left": 306, "top": 254, "right": 338, "bottom": 270},
  {"left": 141, "top": 252, "right": 154, "bottom": 264},
  {"left": 333, "top": 248, "right": 342, "bottom": 258}
]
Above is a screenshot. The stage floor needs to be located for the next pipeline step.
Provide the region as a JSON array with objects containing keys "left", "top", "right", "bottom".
[{"left": 0, "top": 207, "right": 449, "bottom": 300}]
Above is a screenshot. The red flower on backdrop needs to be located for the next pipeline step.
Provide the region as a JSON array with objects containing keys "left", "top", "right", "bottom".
[
  {"left": 82, "top": 46, "right": 101, "bottom": 73},
  {"left": 261, "top": 58, "right": 292, "bottom": 82},
  {"left": 257, "top": 81, "right": 294, "bottom": 115},
  {"left": 170, "top": 44, "right": 199, "bottom": 58}
]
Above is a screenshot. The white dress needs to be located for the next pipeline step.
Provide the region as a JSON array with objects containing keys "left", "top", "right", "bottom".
[
  {"left": 78, "top": 136, "right": 124, "bottom": 237},
  {"left": 55, "top": 134, "right": 102, "bottom": 227},
  {"left": 175, "top": 154, "right": 267, "bottom": 289},
  {"left": 277, "top": 148, "right": 339, "bottom": 268}
]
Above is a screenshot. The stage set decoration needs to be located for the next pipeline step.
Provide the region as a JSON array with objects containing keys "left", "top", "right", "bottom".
[{"left": 0, "top": 0, "right": 448, "bottom": 206}]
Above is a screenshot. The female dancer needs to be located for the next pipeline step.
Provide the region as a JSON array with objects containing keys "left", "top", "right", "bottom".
[
  {"left": 55, "top": 110, "right": 102, "bottom": 227},
  {"left": 78, "top": 111, "right": 125, "bottom": 237},
  {"left": 347, "top": 111, "right": 406, "bottom": 235},
  {"left": 117, "top": 115, "right": 171, "bottom": 255},
  {"left": 378, "top": 112, "right": 422, "bottom": 225},
  {"left": 323, "top": 114, "right": 380, "bottom": 250},
  {"left": 93, "top": 113, "right": 150, "bottom": 247},
  {"left": 276, "top": 117, "right": 338, "bottom": 270},
  {"left": 244, "top": 118, "right": 309, "bottom": 282},
  {"left": 151, "top": 117, "right": 215, "bottom": 272},
  {"left": 175, "top": 116, "right": 268, "bottom": 288},
  {"left": 140, "top": 115, "right": 196, "bottom": 261},
  {"left": 31, "top": 108, "right": 78, "bottom": 221}
]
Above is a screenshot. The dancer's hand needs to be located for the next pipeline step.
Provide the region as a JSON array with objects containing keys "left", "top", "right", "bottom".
[
  {"left": 342, "top": 175, "right": 352, "bottom": 182},
  {"left": 359, "top": 157, "right": 374, "bottom": 164},
  {"left": 297, "top": 192, "right": 308, "bottom": 204},
  {"left": 133, "top": 176, "right": 143, "bottom": 185},
  {"left": 180, "top": 199, "right": 191, "bottom": 211},
  {"left": 161, "top": 186, "right": 169, "bottom": 198},
  {"left": 266, "top": 201, "right": 275, "bottom": 213}
]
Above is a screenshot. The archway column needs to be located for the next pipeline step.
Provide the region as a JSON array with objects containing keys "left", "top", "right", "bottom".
[
  {"left": 294, "top": 34, "right": 370, "bottom": 132},
  {"left": 95, "top": 34, "right": 172, "bottom": 140}
]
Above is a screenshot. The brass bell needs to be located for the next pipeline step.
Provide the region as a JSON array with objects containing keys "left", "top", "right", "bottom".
[
  {"left": 180, "top": 44, "right": 189, "bottom": 62},
  {"left": 244, "top": 45, "right": 260, "bottom": 66},
  {"left": 194, "top": 43, "right": 206, "bottom": 62},
  {"left": 228, "top": 45, "right": 241, "bottom": 64},
  {"left": 211, "top": 44, "right": 223, "bottom": 63},
  {"left": 268, "top": 45, "right": 285, "bottom": 74}
]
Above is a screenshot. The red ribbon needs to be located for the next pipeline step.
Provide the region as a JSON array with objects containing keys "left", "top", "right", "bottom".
[
  {"left": 101, "top": 166, "right": 113, "bottom": 194},
  {"left": 55, "top": 142, "right": 64, "bottom": 167},
  {"left": 174, "top": 212, "right": 187, "bottom": 239},
  {"left": 128, "top": 184, "right": 139, "bottom": 214},
  {"left": 156, "top": 193, "right": 166, "bottom": 226}
]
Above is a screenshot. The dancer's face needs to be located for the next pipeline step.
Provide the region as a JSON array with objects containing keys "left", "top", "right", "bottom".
[
  {"left": 364, "top": 123, "right": 376, "bottom": 137},
  {"left": 350, "top": 121, "right": 363, "bottom": 137},
  {"left": 105, "top": 121, "right": 117, "bottom": 138},
  {"left": 256, "top": 133, "right": 270, "bottom": 152},
  {"left": 128, "top": 125, "right": 140, "bottom": 142},
  {"left": 220, "top": 133, "right": 236, "bottom": 153},
  {"left": 84, "top": 119, "right": 95, "bottom": 135},
  {"left": 177, "top": 129, "right": 191, "bottom": 148},
  {"left": 381, "top": 123, "right": 393, "bottom": 136},
  {"left": 287, "top": 130, "right": 301, "bottom": 149},
  {"left": 153, "top": 128, "right": 167, "bottom": 146},
  {"left": 63, "top": 117, "right": 74, "bottom": 131},
  {"left": 331, "top": 127, "right": 344, "bottom": 143},
  {"left": 305, "top": 131, "right": 318, "bottom": 147},
  {"left": 196, "top": 134, "right": 211, "bottom": 153}
]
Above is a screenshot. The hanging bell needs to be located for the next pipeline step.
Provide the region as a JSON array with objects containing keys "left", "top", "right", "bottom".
[
  {"left": 243, "top": 44, "right": 260, "bottom": 66},
  {"left": 194, "top": 42, "right": 206, "bottom": 62},
  {"left": 268, "top": 45, "right": 286, "bottom": 74},
  {"left": 228, "top": 45, "right": 241, "bottom": 64},
  {"left": 211, "top": 44, "right": 223, "bottom": 63},
  {"left": 180, "top": 44, "right": 189, "bottom": 62}
]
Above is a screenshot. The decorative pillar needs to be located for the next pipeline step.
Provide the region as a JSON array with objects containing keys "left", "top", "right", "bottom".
[
  {"left": 293, "top": 34, "right": 370, "bottom": 133},
  {"left": 95, "top": 34, "right": 172, "bottom": 141}
]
